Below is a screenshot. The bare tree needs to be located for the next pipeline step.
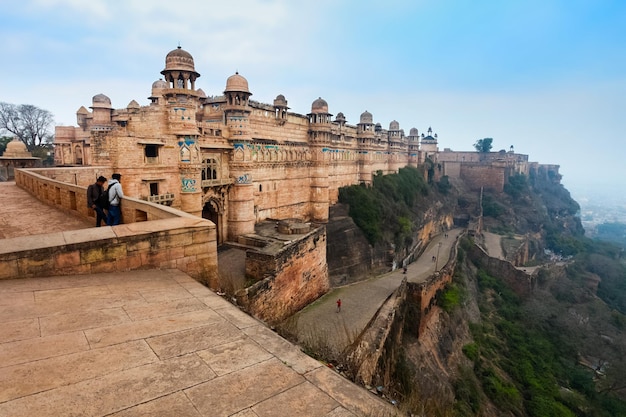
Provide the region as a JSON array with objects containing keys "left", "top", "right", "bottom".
[{"left": 0, "top": 102, "right": 54, "bottom": 152}]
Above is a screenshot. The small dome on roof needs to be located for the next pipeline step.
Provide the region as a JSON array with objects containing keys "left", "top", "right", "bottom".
[
  {"left": 225, "top": 72, "right": 250, "bottom": 94},
  {"left": 389, "top": 120, "right": 400, "bottom": 130},
  {"left": 360, "top": 110, "right": 373, "bottom": 124},
  {"left": 91, "top": 93, "right": 112, "bottom": 109},
  {"left": 335, "top": 112, "right": 346, "bottom": 123},
  {"left": 4, "top": 138, "right": 32, "bottom": 158},
  {"left": 274, "top": 94, "right": 288, "bottom": 107},
  {"left": 164, "top": 46, "right": 196, "bottom": 72},
  {"left": 127, "top": 100, "right": 140, "bottom": 109},
  {"left": 311, "top": 97, "right": 328, "bottom": 114},
  {"left": 152, "top": 79, "right": 167, "bottom": 89},
  {"left": 409, "top": 127, "right": 418, "bottom": 136},
  {"left": 76, "top": 106, "right": 89, "bottom": 115},
  {"left": 197, "top": 88, "right": 207, "bottom": 98}
]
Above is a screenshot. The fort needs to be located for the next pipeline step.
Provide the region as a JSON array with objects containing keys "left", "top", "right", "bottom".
[{"left": 53, "top": 46, "right": 558, "bottom": 246}]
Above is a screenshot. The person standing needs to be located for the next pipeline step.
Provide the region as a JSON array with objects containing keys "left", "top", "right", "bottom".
[
  {"left": 106, "top": 173, "right": 124, "bottom": 226},
  {"left": 87, "top": 176, "right": 107, "bottom": 227},
  {"left": 336, "top": 298, "right": 342, "bottom": 313}
]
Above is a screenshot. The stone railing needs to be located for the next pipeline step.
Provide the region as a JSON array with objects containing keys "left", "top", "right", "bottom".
[{"left": 1, "top": 169, "right": 217, "bottom": 283}]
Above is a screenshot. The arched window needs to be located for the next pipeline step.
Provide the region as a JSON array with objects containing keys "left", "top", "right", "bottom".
[{"left": 202, "top": 158, "right": 219, "bottom": 182}]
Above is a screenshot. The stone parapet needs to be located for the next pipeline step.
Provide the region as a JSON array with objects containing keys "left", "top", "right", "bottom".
[{"left": 3, "top": 169, "right": 217, "bottom": 282}]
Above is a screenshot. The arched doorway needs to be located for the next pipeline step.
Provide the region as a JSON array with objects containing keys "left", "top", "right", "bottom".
[{"left": 202, "top": 198, "right": 223, "bottom": 244}]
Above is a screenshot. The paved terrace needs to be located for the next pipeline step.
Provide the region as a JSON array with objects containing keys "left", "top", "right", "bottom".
[{"left": 0, "top": 183, "right": 397, "bottom": 417}]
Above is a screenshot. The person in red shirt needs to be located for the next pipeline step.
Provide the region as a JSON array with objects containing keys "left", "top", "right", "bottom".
[{"left": 336, "top": 298, "right": 342, "bottom": 313}]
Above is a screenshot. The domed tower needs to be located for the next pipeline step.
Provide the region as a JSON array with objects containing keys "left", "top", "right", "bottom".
[
  {"left": 334, "top": 112, "right": 346, "bottom": 126},
  {"left": 407, "top": 127, "right": 420, "bottom": 166},
  {"left": 420, "top": 126, "right": 439, "bottom": 162},
  {"left": 149, "top": 78, "right": 168, "bottom": 105},
  {"left": 160, "top": 46, "right": 200, "bottom": 92},
  {"left": 223, "top": 72, "right": 252, "bottom": 139},
  {"left": 307, "top": 97, "right": 332, "bottom": 222},
  {"left": 90, "top": 93, "right": 113, "bottom": 126},
  {"left": 224, "top": 72, "right": 256, "bottom": 238},
  {"left": 273, "top": 94, "right": 289, "bottom": 121}
]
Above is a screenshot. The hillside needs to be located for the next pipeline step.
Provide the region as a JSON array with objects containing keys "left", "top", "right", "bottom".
[{"left": 337, "top": 169, "right": 626, "bottom": 416}]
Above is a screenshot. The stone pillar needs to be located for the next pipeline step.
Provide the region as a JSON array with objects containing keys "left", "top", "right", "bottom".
[
  {"left": 228, "top": 175, "right": 255, "bottom": 239},
  {"left": 310, "top": 154, "right": 329, "bottom": 222}
]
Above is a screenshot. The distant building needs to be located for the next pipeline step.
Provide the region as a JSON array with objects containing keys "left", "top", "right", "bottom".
[{"left": 0, "top": 138, "right": 41, "bottom": 180}]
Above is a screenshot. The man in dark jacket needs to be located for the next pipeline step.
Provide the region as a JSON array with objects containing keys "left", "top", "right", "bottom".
[{"left": 87, "top": 176, "right": 107, "bottom": 227}]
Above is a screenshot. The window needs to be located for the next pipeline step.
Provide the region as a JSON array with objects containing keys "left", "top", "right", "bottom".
[
  {"left": 202, "top": 158, "right": 219, "bottom": 181},
  {"left": 150, "top": 183, "right": 159, "bottom": 196},
  {"left": 145, "top": 145, "right": 158, "bottom": 158}
]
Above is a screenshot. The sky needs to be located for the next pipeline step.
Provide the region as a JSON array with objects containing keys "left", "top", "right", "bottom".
[{"left": 1, "top": 0, "right": 625, "bottom": 200}]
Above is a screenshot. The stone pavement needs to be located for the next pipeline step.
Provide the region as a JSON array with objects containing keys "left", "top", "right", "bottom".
[
  {"left": 0, "top": 181, "right": 93, "bottom": 240},
  {"left": 292, "top": 229, "right": 464, "bottom": 355},
  {"left": 0, "top": 183, "right": 398, "bottom": 416},
  {"left": 0, "top": 269, "right": 398, "bottom": 417}
]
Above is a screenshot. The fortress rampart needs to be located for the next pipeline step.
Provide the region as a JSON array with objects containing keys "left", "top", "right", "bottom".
[{"left": 0, "top": 169, "right": 217, "bottom": 282}]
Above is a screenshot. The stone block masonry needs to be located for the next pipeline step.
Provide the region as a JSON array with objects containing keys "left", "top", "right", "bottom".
[{"left": 1, "top": 169, "right": 218, "bottom": 283}]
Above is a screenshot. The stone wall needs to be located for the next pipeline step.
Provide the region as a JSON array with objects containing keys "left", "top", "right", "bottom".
[
  {"left": 236, "top": 227, "right": 329, "bottom": 323},
  {"left": 469, "top": 242, "right": 536, "bottom": 296},
  {"left": 2, "top": 169, "right": 218, "bottom": 283},
  {"left": 460, "top": 163, "right": 505, "bottom": 192}
]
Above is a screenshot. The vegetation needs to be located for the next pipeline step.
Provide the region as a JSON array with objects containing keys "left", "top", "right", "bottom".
[
  {"left": 0, "top": 102, "right": 55, "bottom": 151},
  {"left": 0, "top": 135, "right": 12, "bottom": 155},
  {"left": 473, "top": 137, "right": 493, "bottom": 153},
  {"left": 338, "top": 166, "right": 433, "bottom": 249}
]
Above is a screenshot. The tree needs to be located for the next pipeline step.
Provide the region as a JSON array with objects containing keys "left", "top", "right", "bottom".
[
  {"left": 474, "top": 137, "right": 493, "bottom": 153},
  {"left": 0, "top": 102, "right": 54, "bottom": 152},
  {"left": 0, "top": 136, "right": 12, "bottom": 155}
]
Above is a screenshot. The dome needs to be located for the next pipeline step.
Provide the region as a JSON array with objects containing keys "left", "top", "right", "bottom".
[
  {"left": 225, "top": 72, "right": 250, "bottom": 93},
  {"left": 164, "top": 46, "right": 196, "bottom": 72},
  {"left": 76, "top": 106, "right": 89, "bottom": 115},
  {"left": 311, "top": 97, "right": 329, "bottom": 114},
  {"left": 273, "top": 94, "right": 288, "bottom": 107},
  {"left": 389, "top": 120, "right": 400, "bottom": 130},
  {"left": 409, "top": 127, "right": 419, "bottom": 136},
  {"left": 152, "top": 79, "right": 167, "bottom": 89},
  {"left": 197, "top": 88, "right": 207, "bottom": 98},
  {"left": 127, "top": 100, "right": 140, "bottom": 109},
  {"left": 359, "top": 110, "right": 373, "bottom": 124},
  {"left": 4, "top": 138, "right": 31, "bottom": 158},
  {"left": 91, "top": 93, "right": 112, "bottom": 109},
  {"left": 335, "top": 112, "right": 346, "bottom": 123}
]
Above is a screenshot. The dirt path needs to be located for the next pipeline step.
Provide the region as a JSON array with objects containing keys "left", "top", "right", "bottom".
[{"left": 290, "top": 228, "right": 464, "bottom": 356}]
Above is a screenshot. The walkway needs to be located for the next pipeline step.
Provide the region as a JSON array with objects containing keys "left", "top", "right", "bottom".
[
  {"left": 291, "top": 229, "right": 463, "bottom": 355},
  {"left": 0, "top": 181, "right": 92, "bottom": 240},
  {"left": 0, "top": 182, "right": 397, "bottom": 416}
]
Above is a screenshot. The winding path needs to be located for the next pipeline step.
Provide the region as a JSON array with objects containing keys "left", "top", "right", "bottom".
[{"left": 291, "top": 228, "right": 464, "bottom": 355}]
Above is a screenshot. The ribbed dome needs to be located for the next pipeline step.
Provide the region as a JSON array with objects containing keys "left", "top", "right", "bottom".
[
  {"left": 389, "top": 120, "right": 400, "bottom": 130},
  {"left": 225, "top": 72, "right": 250, "bottom": 93},
  {"left": 409, "top": 127, "right": 419, "bottom": 136},
  {"left": 91, "top": 94, "right": 112, "bottom": 109},
  {"left": 152, "top": 79, "right": 167, "bottom": 89},
  {"left": 164, "top": 46, "right": 196, "bottom": 72},
  {"left": 274, "top": 94, "right": 288, "bottom": 107},
  {"left": 311, "top": 97, "right": 328, "bottom": 114},
  {"left": 360, "top": 110, "right": 373, "bottom": 124}
]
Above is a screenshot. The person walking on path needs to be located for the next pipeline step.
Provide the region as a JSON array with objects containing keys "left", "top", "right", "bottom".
[
  {"left": 336, "top": 298, "right": 342, "bottom": 313},
  {"left": 87, "top": 176, "right": 107, "bottom": 227},
  {"left": 106, "top": 173, "right": 124, "bottom": 226}
]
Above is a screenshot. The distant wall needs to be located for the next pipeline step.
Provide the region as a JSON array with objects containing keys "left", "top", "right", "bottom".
[
  {"left": 1, "top": 169, "right": 218, "bottom": 283},
  {"left": 460, "top": 163, "right": 505, "bottom": 192}
]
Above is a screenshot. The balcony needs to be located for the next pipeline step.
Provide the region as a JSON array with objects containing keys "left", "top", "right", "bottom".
[{"left": 146, "top": 193, "right": 175, "bottom": 206}]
